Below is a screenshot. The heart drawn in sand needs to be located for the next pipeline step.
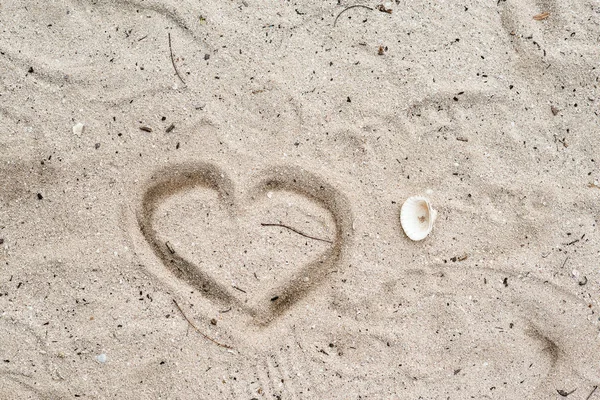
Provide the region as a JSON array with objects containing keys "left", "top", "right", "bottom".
[{"left": 137, "top": 163, "right": 352, "bottom": 325}]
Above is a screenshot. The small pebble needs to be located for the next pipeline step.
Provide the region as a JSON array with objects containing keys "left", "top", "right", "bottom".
[
  {"left": 571, "top": 269, "right": 580, "bottom": 278},
  {"left": 73, "top": 122, "right": 85, "bottom": 136},
  {"left": 96, "top": 353, "right": 107, "bottom": 363}
]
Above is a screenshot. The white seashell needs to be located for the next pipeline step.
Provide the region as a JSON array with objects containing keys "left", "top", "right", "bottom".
[{"left": 400, "top": 196, "right": 437, "bottom": 241}]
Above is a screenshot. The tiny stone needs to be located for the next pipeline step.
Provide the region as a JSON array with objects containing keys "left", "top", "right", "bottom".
[
  {"left": 204, "top": 54, "right": 210, "bottom": 60},
  {"left": 96, "top": 353, "right": 107, "bottom": 363},
  {"left": 73, "top": 122, "right": 85, "bottom": 136},
  {"left": 37, "top": 193, "right": 43, "bottom": 200},
  {"left": 95, "top": 143, "right": 100, "bottom": 149},
  {"left": 210, "top": 318, "right": 217, "bottom": 325}
]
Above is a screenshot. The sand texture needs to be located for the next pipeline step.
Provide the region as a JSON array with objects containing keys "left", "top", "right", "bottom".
[{"left": 1, "top": 0, "right": 599, "bottom": 398}]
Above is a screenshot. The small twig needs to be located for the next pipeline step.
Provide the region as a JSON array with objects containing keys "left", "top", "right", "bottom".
[
  {"left": 261, "top": 223, "right": 333, "bottom": 244},
  {"left": 172, "top": 299, "right": 232, "bottom": 349},
  {"left": 557, "top": 388, "right": 577, "bottom": 397},
  {"left": 165, "top": 241, "right": 175, "bottom": 254},
  {"left": 586, "top": 386, "right": 598, "bottom": 400},
  {"left": 561, "top": 256, "right": 570, "bottom": 269},
  {"left": 137, "top": 35, "right": 148, "bottom": 42},
  {"left": 168, "top": 33, "right": 186, "bottom": 85},
  {"left": 219, "top": 307, "right": 232, "bottom": 313},
  {"left": 232, "top": 285, "right": 247, "bottom": 294},
  {"left": 333, "top": 5, "right": 373, "bottom": 27}
]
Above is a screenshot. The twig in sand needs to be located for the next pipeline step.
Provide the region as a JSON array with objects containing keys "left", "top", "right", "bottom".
[
  {"left": 557, "top": 388, "right": 577, "bottom": 397},
  {"left": 232, "top": 285, "right": 247, "bottom": 294},
  {"left": 261, "top": 223, "right": 333, "bottom": 244},
  {"left": 172, "top": 299, "right": 232, "bottom": 349},
  {"left": 168, "top": 33, "right": 186, "bottom": 85},
  {"left": 585, "top": 386, "right": 598, "bottom": 400},
  {"left": 561, "top": 256, "right": 570, "bottom": 269},
  {"left": 165, "top": 241, "right": 175, "bottom": 254},
  {"left": 376, "top": 4, "right": 392, "bottom": 13},
  {"left": 333, "top": 5, "right": 373, "bottom": 27}
]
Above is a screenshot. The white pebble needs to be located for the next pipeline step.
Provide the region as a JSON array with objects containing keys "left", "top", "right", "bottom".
[
  {"left": 96, "top": 353, "right": 107, "bottom": 363},
  {"left": 73, "top": 122, "right": 85, "bottom": 136}
]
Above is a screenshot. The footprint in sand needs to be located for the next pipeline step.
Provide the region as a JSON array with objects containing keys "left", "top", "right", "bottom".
[
  {"left": 0, "top": 322, "right": 67, "bottom": 399},
  {"left": 498, "top": 0, "right": 597, "bottom": 72}
]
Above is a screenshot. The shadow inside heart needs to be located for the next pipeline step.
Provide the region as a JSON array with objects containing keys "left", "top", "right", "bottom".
[{"left": 137, "top": 163, "right": 352, "bottom": 325}]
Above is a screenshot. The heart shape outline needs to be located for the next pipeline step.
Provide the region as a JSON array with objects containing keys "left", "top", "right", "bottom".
[{"left": 136, "top": 162, "right": 353, "bottom": 325}]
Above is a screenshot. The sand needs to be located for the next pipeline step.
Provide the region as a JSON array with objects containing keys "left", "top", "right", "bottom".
[{"left": 1, "top": 0, "right": 599, "bottom": 398}]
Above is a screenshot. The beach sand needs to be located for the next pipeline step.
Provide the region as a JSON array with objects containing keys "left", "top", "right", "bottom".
[{"left": 1, "top": 0, "right": 599, "bottom": 398}]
